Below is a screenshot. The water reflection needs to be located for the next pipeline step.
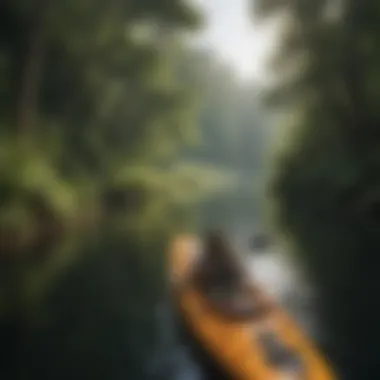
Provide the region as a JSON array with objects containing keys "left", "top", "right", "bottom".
[
  {"left": 152, "top": 297, "right": 204, "bottom": 380},
  {"left": 248, "top": 250, "right": 318, "bottom": 339}
]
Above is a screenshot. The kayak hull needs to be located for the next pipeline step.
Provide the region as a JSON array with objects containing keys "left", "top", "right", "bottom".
[{"left": 169, "top": 235, "right": 336, "bottom": 380}]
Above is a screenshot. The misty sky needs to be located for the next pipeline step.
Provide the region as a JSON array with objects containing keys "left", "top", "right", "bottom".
[{"left": 193, "top": 0, "right": 278, "bottom": 81}]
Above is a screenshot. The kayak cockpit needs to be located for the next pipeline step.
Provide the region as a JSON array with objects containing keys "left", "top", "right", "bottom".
[{"left": 257, "top": 330, "right": 305, "bottom": 376}]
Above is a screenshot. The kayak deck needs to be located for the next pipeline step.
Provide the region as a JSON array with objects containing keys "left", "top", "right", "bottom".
[{"left": 170, "top": 235, "right": 335, "bottom": 380}]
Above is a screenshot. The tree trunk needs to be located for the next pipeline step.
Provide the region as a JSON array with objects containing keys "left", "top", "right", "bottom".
[{"left": 16, "top": 0, "right": 51, "bottom": 135}]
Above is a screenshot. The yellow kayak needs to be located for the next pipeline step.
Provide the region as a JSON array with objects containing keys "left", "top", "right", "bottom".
[{"left": 169, "top": 235, "right": 336, "bottom": 380}]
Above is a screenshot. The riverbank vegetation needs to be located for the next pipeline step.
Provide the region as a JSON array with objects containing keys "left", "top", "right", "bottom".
[
  {"left": 0, "top": 1, "right": 269, "bottom": 379},
  {"left": 5, "top": 0, "right": 378, "bottom": 378},
  {"left": 256, "top": 1, "right": 380, "bottom": 378}
]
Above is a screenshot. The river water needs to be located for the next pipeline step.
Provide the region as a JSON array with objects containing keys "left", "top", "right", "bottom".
[{"left": 152, "top": 239, "right": 318, "bottom": 380}]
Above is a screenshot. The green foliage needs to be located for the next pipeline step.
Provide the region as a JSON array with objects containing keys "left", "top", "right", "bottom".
[
  {"left": 0, "top": 0, "right": 204, "bottom": 233},
  {"left": 0, "top": 0, "right": 270, "bottom": 378},
  {"left": 257, "top": 0, "right": 380, "bottom": 377},
  {"left": 0, "top": 0, "right": 204, "bottom": 379}
]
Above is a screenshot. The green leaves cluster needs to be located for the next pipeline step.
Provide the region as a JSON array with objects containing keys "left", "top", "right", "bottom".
[
  {"left": 0, "top": 0, "right": 203, "bottom": 232},
  {"left": 0, "top": 1, "right": 208, "bottom": 379},
  {"left": 256, "top": 0, "right": 380, "bottom": 377}
]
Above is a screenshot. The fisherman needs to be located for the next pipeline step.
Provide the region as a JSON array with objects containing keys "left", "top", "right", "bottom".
[
  {"left": 250, "top": 232, "right": 271, "bottom": 251},
  {"left": 193, "top": 230, "right": 273, "bottom": 320},
  {"left": 194, "top": 230, "right": 244, "bottom": 294}
]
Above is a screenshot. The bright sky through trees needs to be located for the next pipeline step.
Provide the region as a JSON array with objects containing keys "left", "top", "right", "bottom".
[{"left": 193, "top": 0, "right": 279, "bottom": 82}]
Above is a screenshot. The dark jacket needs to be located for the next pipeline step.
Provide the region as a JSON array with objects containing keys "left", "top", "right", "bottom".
[{"left": 194, "top": 231, "right": 245, "bottom": 291}]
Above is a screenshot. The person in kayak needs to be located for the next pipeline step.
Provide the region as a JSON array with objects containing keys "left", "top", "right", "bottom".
[
  {"left": 192, "top": 230, "right": 273, "bottom": 321},
  {"left": 250, "top": 232, "right": 271, "bottom": 251}
]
